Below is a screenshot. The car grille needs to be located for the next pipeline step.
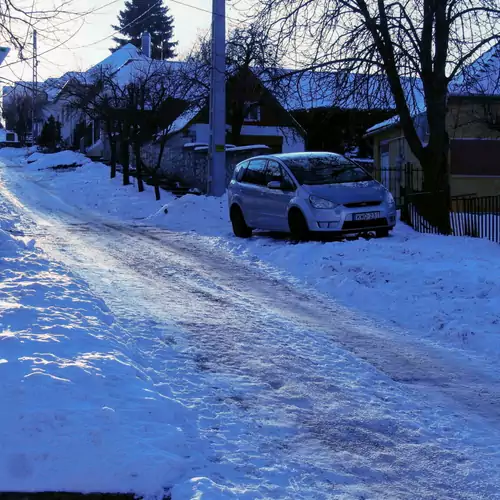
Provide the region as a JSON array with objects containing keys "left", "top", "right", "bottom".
[
  {"left": 343, "top": 201, "right": 381, "bottom": 208},
  {"left": 342, "top": 218, "right": 388, "bottom": 230}
]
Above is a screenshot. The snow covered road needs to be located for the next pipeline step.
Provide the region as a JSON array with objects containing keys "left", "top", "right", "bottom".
[{"left": 2, "top": 163, "right": 500, "bottom": 498}]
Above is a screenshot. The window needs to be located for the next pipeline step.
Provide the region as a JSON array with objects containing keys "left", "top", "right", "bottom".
[
  {"left": 283, "top": 154, "right": 372, "bottom": 185},
  {"left": 265, "top": 161, "right": 296, "bottom": 190},
  {"left": 241, "top": 159, "right": 267, "bottom": 185},
  {"left": 265, "top": 161, "right": 282, "bottom": 183},
  {"left": 233, "top": 161, "right": 248, "bottom": 181},
  {"left": 244, "top": 102, "right": 261, "bottom": 122}
]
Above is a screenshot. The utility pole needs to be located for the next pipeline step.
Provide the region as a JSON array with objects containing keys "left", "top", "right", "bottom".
[
  {"left": 208, "top": 0, "right": 226, "bottom": 196},
  {"left": 31, "top": 30, "right": 38, "bottom": 146}
]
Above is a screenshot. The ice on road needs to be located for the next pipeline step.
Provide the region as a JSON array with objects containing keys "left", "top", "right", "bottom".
[{"left": 1, "top": 163, "right": 500, "bottom": 499}]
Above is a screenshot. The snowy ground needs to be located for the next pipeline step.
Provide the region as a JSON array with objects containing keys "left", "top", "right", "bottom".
[
  {"left": 8, "top": 148, "right": 497, "bottom": 361},
  {"left": 0, "top": 188, "right": 207, "bottom": 495},
  {"left": 2, "top": 149, "right": 500, "bottom": 498}
]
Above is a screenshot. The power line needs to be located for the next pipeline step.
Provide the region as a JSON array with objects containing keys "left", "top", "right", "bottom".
[
  {"left": 52, "top": 0, "right": 122, "bottom": 28},
  {"left": 0, "top": 20, "right": 86, "bottom": 71},
  {"left": 69, "top": 0, "right": 164, "bottom": 50},
  {"left": 0, "top": 0, "right": 121, "bottom": 71},
  {"left": 66, "top": 0, "right": 250, "bottom": 53}
]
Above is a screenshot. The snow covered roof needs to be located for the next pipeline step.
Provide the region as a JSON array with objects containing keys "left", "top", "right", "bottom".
[
  {"left": 450, "top": 43, "right": 500, "bottom": 96},
  {"left": 168, "top": 107, "right": 202, "bottom": 136},
  {"left": 111, "top": 58, "right": 186, "bottom": 88},
  {"left": 367, "top": 43, "right": 500, "bottom": 136},
  {"left": 273, "top": 70, "right": 425, "bottom": 113},
  {"left": 92, "top": 43, "right": 145, "bottom": 74},
  {"left": 365, "top": 115, "right": 401, "bottom": 135}
]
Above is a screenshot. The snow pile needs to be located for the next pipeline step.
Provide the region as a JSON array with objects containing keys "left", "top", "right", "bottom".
[
  {"left": 26, "top": 151, "right": 92, "bottom": 170},
  {"left": 30, "top": 160, "right": 172, "bottom": 220},
  {"left": 0, "top": 147, "right": 36, "bottom": 166},
  {"left": 0, "top": 198, "right": 25, "bottom": 254},
  {"left": 0, "top": 194, "right": 207, "bottom": 495},
  {"left": 153, "top": 194, "right": 230, "bottom": 236}
]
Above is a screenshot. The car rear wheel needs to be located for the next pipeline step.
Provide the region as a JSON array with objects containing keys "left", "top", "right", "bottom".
[
  {"left": 289, "top": 209, "right": 309, "bottom": 241},
  {"left": 375, "top": 228, "right": 390, "bottom": 238},
  {"left": 230, "top": 205, "right": 252, "bottom": 238}
]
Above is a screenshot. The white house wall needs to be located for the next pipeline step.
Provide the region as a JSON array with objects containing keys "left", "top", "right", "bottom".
[{"left": 193, "top": 124, "right": 305, "bottom": 153}]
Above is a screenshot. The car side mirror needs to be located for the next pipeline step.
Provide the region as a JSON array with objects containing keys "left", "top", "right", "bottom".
[{"left": 267, "top": 180, "right": 282, "bottom": 190}]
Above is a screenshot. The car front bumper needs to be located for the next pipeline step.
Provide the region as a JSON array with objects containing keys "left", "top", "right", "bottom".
[{"left": 304, "top": 204, "right": 397, "bottom": 233}]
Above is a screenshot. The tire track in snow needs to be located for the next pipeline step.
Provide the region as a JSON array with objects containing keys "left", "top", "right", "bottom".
[{"left": 2, "top": 172, "right": 500, "bottom": 498}]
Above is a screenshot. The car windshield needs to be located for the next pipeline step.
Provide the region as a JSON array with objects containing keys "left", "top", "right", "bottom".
[{"left": 283, "top": 155, "right": 373, "bottom": 185}]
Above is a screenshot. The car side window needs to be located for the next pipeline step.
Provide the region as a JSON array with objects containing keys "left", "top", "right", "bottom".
[
  {"left": 234, "top": 161, "right": 248, "bottom": 181},
  {"left": 265, "top": 161, "right": 296, "bottom": 191},
  {"left": 265, "top": 161, "right": 283, "bottom": 184},
  {"left": 241, "top": 159, "right": 267, "bottom": 186},
  {"left": 281, "top": 169, "right": 296, "bottom": 191}
]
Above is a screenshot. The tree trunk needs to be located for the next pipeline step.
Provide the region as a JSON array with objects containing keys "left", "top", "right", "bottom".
[
  {"left": 231, "top": 115, "right": 244, "bottom": 146},
  {"left": 121, "top": 137, "right": 130, "bottom": 186},
  {"left": 419, "top": 150, "right": 452, "bottom": 234},
  {"left": 107, "top": 124, "right": 117, "bottom": 179},
  {"left": 151, "top": 136, "right": 169, "bottom": 202},
  {"left": 134, "top": 129, "right": 144, "bottom": 193}
]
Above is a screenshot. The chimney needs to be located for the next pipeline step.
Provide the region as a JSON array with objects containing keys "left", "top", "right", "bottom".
[{"left": 141, "top": 32, "right": 151, "bottom": 58}]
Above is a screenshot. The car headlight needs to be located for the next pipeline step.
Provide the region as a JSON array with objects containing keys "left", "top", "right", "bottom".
[
  {"left": 309, "top": 195, "right": 338, "bottom": 209},
  {"left": 386, "top": 192, "right": 396, "bottom": 207}
]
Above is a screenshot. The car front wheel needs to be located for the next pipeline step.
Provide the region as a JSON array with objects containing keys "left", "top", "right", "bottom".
[
  {"left": 289, "top": 209, "right": 309, "bottom": 241},
  {"left": 230, "top": 205, "right": 252, "bottom": 238}
]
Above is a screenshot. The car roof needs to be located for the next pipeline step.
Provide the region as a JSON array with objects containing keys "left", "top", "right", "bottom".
[
  {"left": 239, "top": 151, "right": 347, "bottom": 165},
  {"left": 269, "top": 152, "right": 345, "bottom": 160}
]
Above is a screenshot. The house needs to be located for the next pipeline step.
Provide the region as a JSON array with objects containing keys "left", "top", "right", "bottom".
[
  {"left": 41, "top": 44, "right": 148, "bottom": 150},
  {"left": 160, "top": 68, "right": 306, "bottom": 155},
  {"left": 132, "top": 62, "right": 306, "bottom": 190},
  {"left": 365, "top": 44, "right": 500, "bottom": 197}
]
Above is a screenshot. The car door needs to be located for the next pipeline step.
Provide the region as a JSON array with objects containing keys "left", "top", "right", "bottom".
[
  {"left": 238, "top": 158, "right": 268, "bottom": 228},
  {"left": 259, "top": 160, "right": 296, "bottom": 231}
]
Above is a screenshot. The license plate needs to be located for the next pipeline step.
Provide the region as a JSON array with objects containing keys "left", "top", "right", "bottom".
[{"left": 354, "top": 211, "right": 380, "bottom": 221}]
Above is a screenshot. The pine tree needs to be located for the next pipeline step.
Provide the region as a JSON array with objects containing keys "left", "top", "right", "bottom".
[
  {"left": 111, "top": 0, "right": 177, "bottom": 59},
  {"left": 38, "top": 115, "right": 62, "bottom": 152}
]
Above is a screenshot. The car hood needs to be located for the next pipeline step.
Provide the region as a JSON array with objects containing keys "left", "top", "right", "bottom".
[{"left": 303, "top": 180, "right": 387, "bottom": 204}]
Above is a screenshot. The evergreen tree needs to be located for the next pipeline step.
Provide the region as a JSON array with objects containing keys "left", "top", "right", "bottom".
[
  {"left": 111, "top": 0, "right": 177, "bottom": 59},
  {"left": 38, "top": 115, "right": 62, "bottom": 152}
]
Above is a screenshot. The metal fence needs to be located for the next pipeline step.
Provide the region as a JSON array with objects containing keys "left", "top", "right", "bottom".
[
  {"left": 450, "top": 194, "right": 500, "bottom": 243},
  {"left": 373, "top": 163, "right": 424, "bottom": 208},
  {"left": 403, "top": 191, "right": 500, "bottom": 244}
]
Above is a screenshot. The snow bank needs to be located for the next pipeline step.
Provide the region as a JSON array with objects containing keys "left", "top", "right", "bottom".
[
  {"left": 153, "top": 194, "right": 500, "bottom": 359},
  {"left": 0, "top": 147, "right": 36, "bottom": 166},
  {"left": 16, "top": 155, "right": 174, "bottom": 221},
  {"left": 26, "top": 151, "right": 92, "bottom": 170},
  {"left": 0, "top": 194, "right": 205, "bottom": 495}
]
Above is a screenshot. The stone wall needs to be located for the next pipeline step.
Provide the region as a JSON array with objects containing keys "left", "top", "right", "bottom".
[{"left": 139, "top": 142, "right": 270, "bottom": 192}]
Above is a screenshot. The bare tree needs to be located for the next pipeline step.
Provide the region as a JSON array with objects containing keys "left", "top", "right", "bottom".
[
  {"left": 120, "top": 60, "right": 195, "bottom": 198},
  {"left": 3, "top": 90, "right": 45, "bottom": 144},
  {"left": 185, "top": 23, "right": 288, "bottom": 146},
  {"left": 0, "top": 0, "right": 86, "bottom": 62},
  {"left": 65, "top": 60, "right": 196, "bottom": 198},
  {"left": 253, "top": 0, "right": 500, "bottom": 231}
]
